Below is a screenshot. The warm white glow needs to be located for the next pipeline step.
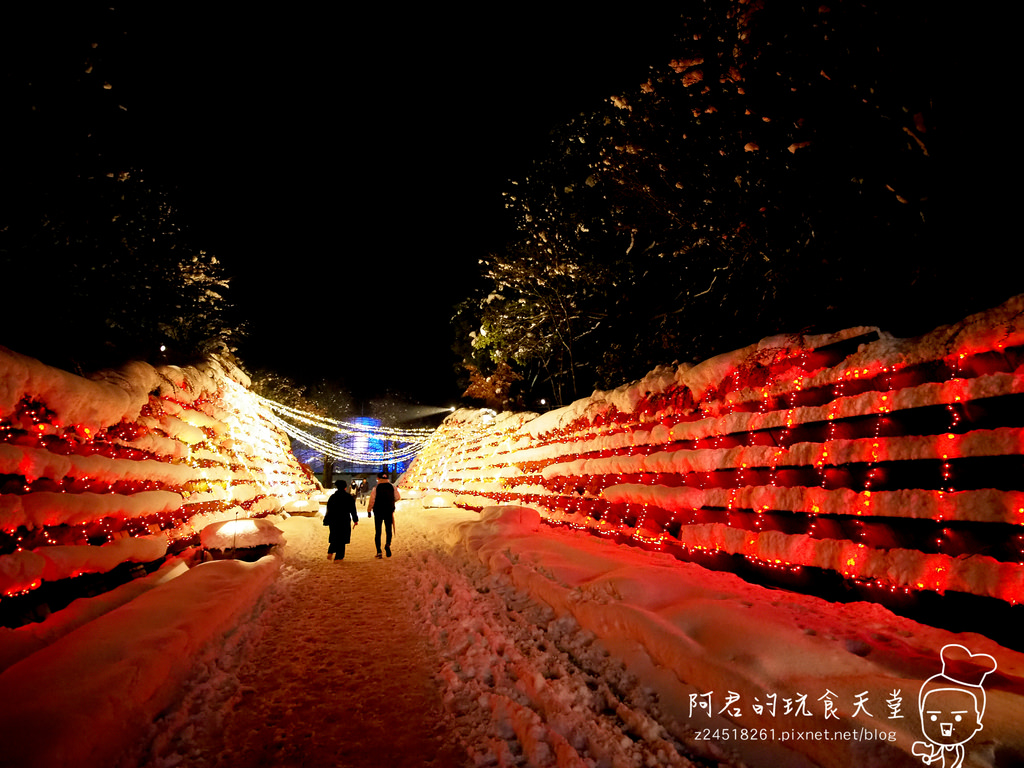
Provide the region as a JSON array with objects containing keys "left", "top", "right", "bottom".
[
  {"left": 222, "top": 380, "right": 436, "bottom": 464},
  {"left": 218, "top": 520, "right": 259, "bottom": 537}
]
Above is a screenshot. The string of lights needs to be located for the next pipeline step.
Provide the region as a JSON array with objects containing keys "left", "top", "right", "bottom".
[
  {"left": 264, "top": 408, "right": 424, "bottom": 464},
  {"left": 248, "top": 391, "right": 436, "bottom": 440},
  {"left": 238, "top": 384, "right": 436, "bottom": 465}
]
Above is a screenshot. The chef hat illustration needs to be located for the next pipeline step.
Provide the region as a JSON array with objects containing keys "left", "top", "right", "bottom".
[{"left": 918, "top": 643, "right": 998, "bottom": 718}]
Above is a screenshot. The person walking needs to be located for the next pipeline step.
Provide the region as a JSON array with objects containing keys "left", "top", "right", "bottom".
[
  {"left": 323, "top": 480, "right": 359, "bottom": 561},
  {"left": 367, "top": 471, "right": 400, "bottom": 559}
]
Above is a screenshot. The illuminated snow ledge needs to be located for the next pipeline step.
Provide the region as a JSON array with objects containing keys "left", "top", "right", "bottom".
[
  {"left": 0, "top": 349, "right": 321, "bottom": 599},
  {"left": 400, "top": 295, "right": 1024, "bottom": 605}
]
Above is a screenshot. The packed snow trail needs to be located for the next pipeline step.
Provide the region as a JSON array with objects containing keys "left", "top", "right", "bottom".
[
  {"left": 126, "top": 499, "right": 1024, "bottom": 768},
  {"left": 130, "top": 507, "right": 470, "bottom": 768},
  {"left": 14, "top": 499, "right": 1024, "bottom": 767},
  {"left": 128, "top": 504, "right": 733, "bottom": 768},
  {"left": 399, "top": 514, "right": 718, "bottom": 768}
]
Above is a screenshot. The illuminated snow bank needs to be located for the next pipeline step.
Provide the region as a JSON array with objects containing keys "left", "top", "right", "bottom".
[
  {"left": 438, "top": 504, "right": 1024, "bottom": 768},
  {"left": 400, "top": 295, "right": 1024, "bottom": 605},
  {"left": 0, "top": 555, "right": 279, "bottom": 768},
  {"left": 0, "top": 349, "right": 319, "bottom": 601}
]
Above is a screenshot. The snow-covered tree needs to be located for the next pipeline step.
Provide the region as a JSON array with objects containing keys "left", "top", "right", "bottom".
[
  {"left": 460, "top": 1, "right": 1000, "bottom": 405},
  {"left": 461, "top": 362, "right": 524, "bottom": 412},
  {"left": 1, "top": 172, "right": 243, "bottom": 371},
  {"left": 1, "top": 7, "right": 242, "bottom": 371}
]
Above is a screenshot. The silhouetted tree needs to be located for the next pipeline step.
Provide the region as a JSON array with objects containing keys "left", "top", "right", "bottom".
[
  {"left": 1, "top": 6, "right": 241, "bottom": 372},
  {"left": 458, "top": 1, "right": 1006, "bottom": 404}
]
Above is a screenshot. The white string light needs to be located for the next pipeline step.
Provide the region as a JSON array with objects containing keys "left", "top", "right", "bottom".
[
  {"left": 250, "top": 392, "right": 435, "bottom": 439},
  {"left": 265, "top": 409, "right": 424, "bottom": 464},
  {"left": 233, "top": 383, "right": 436, "bottom": 465}
]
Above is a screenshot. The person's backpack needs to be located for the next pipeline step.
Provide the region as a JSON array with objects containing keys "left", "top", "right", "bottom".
[{"left": 374, "top": 482, "right": 395, "bottom": 514}]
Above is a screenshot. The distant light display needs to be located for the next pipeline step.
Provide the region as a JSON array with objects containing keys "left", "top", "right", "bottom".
[{"left": 247, "top": 387, "right": 434, "bottom": 467}]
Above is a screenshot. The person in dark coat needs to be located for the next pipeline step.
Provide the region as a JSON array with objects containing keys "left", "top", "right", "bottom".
[
  {"left": 367, "top": 471, "right": 400, "bottom": 559},
  {"left": 323, "top": 480, "right": 359, "bottom": 561}
]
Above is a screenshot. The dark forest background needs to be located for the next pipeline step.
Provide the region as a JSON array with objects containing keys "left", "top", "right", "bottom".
[
  {"left": 456, "top": 2, "right": 1018, "bottom": 409},
  {"left": 2, "top": 3, "right": 1017, "bottom": 410}
]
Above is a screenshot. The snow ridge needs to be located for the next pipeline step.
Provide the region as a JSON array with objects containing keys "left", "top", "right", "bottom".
[
  {"left": 400, "top": 295, "right": 1024, "bottom": 604},
  {"left": 0, "top": 350, "right": 320, "bottom": 600}
]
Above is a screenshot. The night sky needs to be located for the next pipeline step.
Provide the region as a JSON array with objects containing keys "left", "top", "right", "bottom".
[
  {"left": 3, "top": 6, "right": 680, "bottom": 407},
  {"left": 4, "top": 7, "right": 1013, "bottom": 410}
]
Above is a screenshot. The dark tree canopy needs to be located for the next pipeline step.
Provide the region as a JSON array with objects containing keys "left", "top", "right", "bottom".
[
  {"left": 2, "top": 172, "right": 241, "bottom": 372},
  {"left": 458, "top": 1, "right": 1016, "bottom": 408},
  {"left": 1, "top": 6, "right": 241, "bottom": 373}
]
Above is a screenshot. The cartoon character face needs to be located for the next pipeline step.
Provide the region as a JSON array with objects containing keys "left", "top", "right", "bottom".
[{"left": 920, "top": 688, "right": 983, "bottom": 747}]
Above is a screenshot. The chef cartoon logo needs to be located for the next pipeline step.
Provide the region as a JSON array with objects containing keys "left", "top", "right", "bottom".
[{"left": 912, "top": 644, "right": 997, "bottom": 768}]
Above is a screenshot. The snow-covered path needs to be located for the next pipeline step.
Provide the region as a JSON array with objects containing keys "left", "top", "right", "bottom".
[
  {"left": 118, "top": 500, "right": 1024, "bottom": 768},
  {"left": 399, "top": 514, "right": 729, "bottom": 768},
  {"left": 130, "top": 507, "right": 470, "bottom": 768},
  {"left": 128, "top": 503, "right": 743, "bottom": 768}
]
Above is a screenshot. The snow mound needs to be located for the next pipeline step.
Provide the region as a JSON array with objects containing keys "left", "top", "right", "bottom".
[
  {"left": 200, "top": 518, "right": 285, "bottom": 551},
  {"left": 0, "top": 556, "right": 279, "bottom": 768}
]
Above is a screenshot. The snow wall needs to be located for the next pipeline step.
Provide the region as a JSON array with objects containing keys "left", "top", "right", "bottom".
[
  {"left": 400, "top": 295, "right": 1024, "bottom": 609},
  {"left": 0, "top": 350, "right": 321, "bottom": 606}
]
